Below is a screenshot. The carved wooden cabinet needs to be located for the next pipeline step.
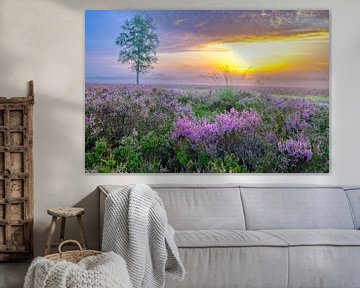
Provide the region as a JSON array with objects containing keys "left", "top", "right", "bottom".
[{"left": 0, "top": 81, "right": 34, "bottom": 261}]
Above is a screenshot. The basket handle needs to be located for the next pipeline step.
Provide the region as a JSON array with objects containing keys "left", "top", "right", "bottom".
[{"left": 58, "top": 240, "right": 83, "bottom": 255}]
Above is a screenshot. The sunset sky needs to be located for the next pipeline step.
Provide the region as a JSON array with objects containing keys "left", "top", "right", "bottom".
[{"left": 85, "top": 10, "right": 329, "bottom": 88}]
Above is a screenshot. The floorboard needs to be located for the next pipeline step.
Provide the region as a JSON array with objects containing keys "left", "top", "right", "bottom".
[{"left": 0, "top": 261, "right": 30, "bottom": 288}]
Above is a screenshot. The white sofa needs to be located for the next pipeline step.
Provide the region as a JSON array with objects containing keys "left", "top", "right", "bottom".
[{"left": 99, "top": 185, "right": 360, "bottom": 288}]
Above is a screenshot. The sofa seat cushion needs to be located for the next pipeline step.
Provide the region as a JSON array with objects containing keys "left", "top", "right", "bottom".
[
  {"left": 175, "top": 230, "right": 288, "bottom": 248},
  {"left": 260, "top": 230, "right": 360, "bottom": 288},
  {"left": 166, "top": 246, "right": 289, "bottom": 288},
  {"left": 262, "top": 229, "right": 360, "bottom": 246}
]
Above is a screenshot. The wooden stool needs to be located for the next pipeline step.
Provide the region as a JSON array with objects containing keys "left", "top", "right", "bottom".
[{"left": 45, "top": 207, "right": 87, "bottom": 255}]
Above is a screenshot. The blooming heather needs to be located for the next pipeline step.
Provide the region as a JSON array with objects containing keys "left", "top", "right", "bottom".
[
  {"left": 285, "top": 112, "right": 310, "bottom": 132},
  {"left": 85, "top": 84, "right": 328, "bottom": 173},
  {"left": 217, "top": 109, "right": 262, "bottom": 136},
  {"left": 172, "top": 109, "right": 262, "bottom": 145},
  {"left": 278, "top": 137, "right": 313, "bottom": 167}
]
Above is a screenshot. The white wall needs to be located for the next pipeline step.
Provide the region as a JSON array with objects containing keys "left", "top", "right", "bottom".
[{"left": 0, "top": 0, "right": 359, "bottom": 256}]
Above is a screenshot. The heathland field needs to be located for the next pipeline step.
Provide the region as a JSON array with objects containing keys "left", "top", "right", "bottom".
[{"left": 85, "top": 84, "right": 329, "bottom": 173}]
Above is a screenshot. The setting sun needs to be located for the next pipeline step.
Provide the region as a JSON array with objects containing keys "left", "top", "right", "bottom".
[{"left": 156, "top": 30, "right": 329, "bottom": 82}]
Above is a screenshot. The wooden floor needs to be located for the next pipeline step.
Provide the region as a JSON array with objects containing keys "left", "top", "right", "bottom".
[{"left": 0, "top": 261, "right": 30, "bottom": 288}]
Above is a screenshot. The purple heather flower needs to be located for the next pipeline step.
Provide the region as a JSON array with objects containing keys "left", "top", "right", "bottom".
[
  {"left": 295, "top": 99, "right": 320, "bottom": 120},
  {"left": 217, "top": 109, "right": 262, "bottom": 136},
  {"left": 265, "top": 131, "right": 277, "bottom": 144},
  {"left": 171, "top": 118, "right": 220, "bottom": 145},
  {"left": 278, "top": 136, "right": 313, "bottom": 166},
  {"left": 172, "top": 108, "right": 262, "bottom": 147},
  {"left": 286, "top": 112, "right": 310, "bottom": 132}
]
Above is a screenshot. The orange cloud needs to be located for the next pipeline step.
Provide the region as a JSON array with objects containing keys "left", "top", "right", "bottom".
[{"left": 155, "top": 30, "right": 329, "bottom": 81}]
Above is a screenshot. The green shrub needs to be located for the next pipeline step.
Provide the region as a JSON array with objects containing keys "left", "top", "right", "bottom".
[
  {"left": 208, "top": 155, "right": 246, "bottom": 173},
  {"left": 85, "top": 139, "right": 108, "bottom": 171}
]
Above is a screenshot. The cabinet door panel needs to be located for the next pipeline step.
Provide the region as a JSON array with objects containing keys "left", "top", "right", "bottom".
[{"left": 0, "top": 95, "right": 33, "bottom": 262}]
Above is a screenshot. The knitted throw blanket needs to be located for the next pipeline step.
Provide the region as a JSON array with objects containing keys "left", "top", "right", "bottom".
[
  {"left": 102, "top": 184, "right": 185, "bottom": 288},
  {"left": 24, "top": 251, "right": 132, "bottom": 288}
]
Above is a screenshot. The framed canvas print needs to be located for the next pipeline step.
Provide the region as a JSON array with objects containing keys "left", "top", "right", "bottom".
[{"left": 85, "top": 10, "right": 329, "bottom": 173}]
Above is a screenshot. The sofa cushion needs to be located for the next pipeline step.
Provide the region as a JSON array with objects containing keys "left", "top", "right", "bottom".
[
  {"left": 165, "top": 246, "right": 288, "bottom": 288},
  {"left": 241, "top": 187, "right": 355, "bottom": 230},
  {"left": 287, "top": 246, "right": 360, "bottom": 288},
  {"left": 345, "top": 188, "right": 360, "bottom": 229},
  {"left": 260, "top": 230, "right": 360, "bottom": 288},
  {"left": 175, "top": 230, "right": 287, "bottom": 248},
  {"left": 100, "top": 185, "right": 246, "bottom": 230},
  {"left": 262, "top": 229, "right": 360, "bottom": 246},
  {"left": 154, "top": 186, "right": 246, "bottom": 230}
]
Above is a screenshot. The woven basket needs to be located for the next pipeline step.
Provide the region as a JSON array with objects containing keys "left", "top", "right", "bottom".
[{"left": 45, "top": 240, "right": 102, "bottom": 263}]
